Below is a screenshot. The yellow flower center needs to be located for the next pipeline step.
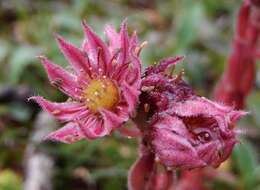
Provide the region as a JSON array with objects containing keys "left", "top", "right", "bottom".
[{"left": 83, "top": 79, "right": 120, "bottom": 112}]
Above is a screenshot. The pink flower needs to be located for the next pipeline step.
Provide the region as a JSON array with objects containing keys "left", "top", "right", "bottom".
[
  {"left": 139, "top": 57, "right": 247, "bottom": 169},
  {"left": 30, "top": 20, "right": 142, "bottom": 143}
]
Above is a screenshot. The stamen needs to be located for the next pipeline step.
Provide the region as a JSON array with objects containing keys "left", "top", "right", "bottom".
[
  {"left": 173, "top": 69, "right": 185, "bottom": 83},
  {"left": 135, "top": 41, "right": 148, "bottom": 56}
]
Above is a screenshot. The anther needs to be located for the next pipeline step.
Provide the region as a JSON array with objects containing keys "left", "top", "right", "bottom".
[
  {"left": 144, "top": 103, "right": 150, "bottom": 113},
  {"left": 155, "top": 156, "right": 160, "bottom": 163},
  {"left": 52, "top": 109, "right": 61, "bottom": 115},
  {"left": 141, "top": 86, "right": 155, "bottom": 92},
  {"left": 94, "top": 91, "right": 100, "bottom": 97}
]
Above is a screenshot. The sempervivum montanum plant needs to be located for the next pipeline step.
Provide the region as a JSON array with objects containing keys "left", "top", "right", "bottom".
[
  {"left": 30, "top": 20, "right": 247, "bottom": 190},
  {"left": 30, "top": 20, "right": 143, "bottom": 143}
]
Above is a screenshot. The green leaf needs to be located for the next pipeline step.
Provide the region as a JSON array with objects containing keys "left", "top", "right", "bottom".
[
  {"left": 176, "top": 0, "right": 204, "bottom": 51},
  {"left": 9, "top": 45, "right": 42, "bottom": 83},
  {"left": 247, "top": 92, "right": 260, "bottom": 127},
  {"left": 233, "top": 140, "right": 258, "bottom": 190}
]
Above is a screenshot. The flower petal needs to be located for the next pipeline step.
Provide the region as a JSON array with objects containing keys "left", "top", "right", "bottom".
[
  {"left": 196, "top": 142, "right": 219, "bottom": 166},
  {"left": 228, "top": 110, "right": 249, "bottom": 123},
  {"left": 121, "top": 82, "right": 139, "bottom": 114},
  {"left": 118, "top": 19, "right": 129, "bottom": 66},
  {"left": 128, "top": 31, "right": 141, "bottom": 88},
  {"left": 45, "top": 122, "right": 85, "bottom": 143},
  {"left": 152, "top": 116, "right": 206, "bottom": 169},
  {"left": 56, "top": 35, "right": 92, "bottom": 79},
  {"left": 100, "top": 109, "right": 127, "bottom": 132},
  {"left": 77, "top": 116, "right": 107, "bottom": 139},
  {"left": 128, "top": 153, "right": 155, "bottom": 190},
  {"left": 82, "top": 21, "right": 110, "bottom": 73},
  {"left": 104, "top": 24, "right": 120, "bottom": 52},
  {"left": 145, "top": 56, "right": 185, "bottom": 75},
  {"left": 29, "top": 96, "right": 86, "bottom": 122},
  {"left": 38, "top": 56, "right": 82, "bottom": 99},
  {"left": 168, "top": 97, "right": 233, "bottom": 118},
  {"left": 112, "top": 20, "right": 131, "bottom": 81}
]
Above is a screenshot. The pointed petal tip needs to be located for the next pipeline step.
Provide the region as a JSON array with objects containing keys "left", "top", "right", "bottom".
[
  {"left": 54, "top": 33, "right": 64, "bottom": 43},
  {"left": 36, "top": 55, "right": 47, "bottom": 61},
  {"left": 122, "top": 18, "right": 128, "bottom": 26},
  {"left": 44, "top": 122, "right": 85, "bottom": 144},
  {"left": 229, "top": 110, "right": 249, "bottom": 123},
  {"left": 44, "top": 134, "right": 71, "bottom": 144},
  {"left": 28, "top": 95, "right": 43, "bottom": 103},
  {"left": 37, "top": 55, "right": 51, "bottom": 67},
  {"left": 81, "top": 20, "right": 92, "bottom": 32}
]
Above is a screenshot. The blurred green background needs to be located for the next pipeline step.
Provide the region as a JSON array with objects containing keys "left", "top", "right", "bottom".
[{"left": 0, "top": 0, "right": 260, "bottom": 189}]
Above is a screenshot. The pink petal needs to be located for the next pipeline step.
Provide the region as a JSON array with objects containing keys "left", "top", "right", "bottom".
[
  {"left": 77, "top": 116, "right": 107, "bottom": 139},
  {"left": 38, "top": 56, "right": 82, "bottom": 99},
  {"left": 168, "top": 97, "right": 233, "bottom": 118},
  {"left": 126, "top": 67, "right": 140, "bottom": 86},
  {"left": 228, "top": 110, "right": 248, "bottom": 123},
  {"left": 56, "top": 35, "right": 92, "bottom": 79},
  {"left": 111, "top": 20, "right": 131, "bottom": 81},
  {"left": 121, "top": 82, "right": 139, "bottom": 114},
  {"left": 29, "top": 96, "right": 86, "bottom": 122},
  {"left": 104, "top": 24, "right": 120, "bottom": 52},
  {"left": 196, "top": 142, "right": 218, "bottom": 166},
  {"left": 100, "top": 109, "right": 127, "bottom": 132},
  {"left": 128, "top": 153, "right": 154, "bottom": 190},
  {"left": 118, "top": 19, "right": 129, "bottom": 66},
  {"left": 82, "top": 21, "right": 110, "bottom": 73},
  {"left": 152, "top": 117, "right": 206, "bottom": 169},
  {"left": 129, "top": 30, "right": 138, "bottom": 49},
  {"left": 45, "top": 122, "right": 85, "bottom": 143},
  {"left": 153, "top": 114, "right": 190, "bottom": 137},
  {"left": 145, "top": 56, "right": 185, "bottom": 75},
  {"left": 128, "top": 32, "right": 141, "bottom": 88}
]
